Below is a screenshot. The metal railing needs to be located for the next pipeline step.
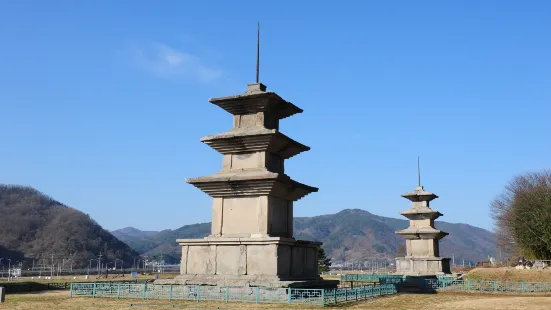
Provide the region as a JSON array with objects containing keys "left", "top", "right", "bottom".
[
  {"left": 69, "top": 282, "right": 398, "bottom": 306},
  {"left": 340, "top": 274, "right": 404, "bottom": 282},
  {"left": 324, "top": 284, "right": 397, "bottom": 304},
  {"left": 425, "top": 279, "right": 551, "bottom": 293}
]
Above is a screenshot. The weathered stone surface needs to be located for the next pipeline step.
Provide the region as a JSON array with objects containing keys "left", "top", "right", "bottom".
[
  {"left": 186, "top": 245, "right": 216, "bottom": 275},
  {"left": 156, "top": 276, "right": 338, "bottom": 289},
  {"left": 201, "top": 129, "right": 310, "bottom": 160},
  {"left": 187, "top": 171, "right": 318, "bottom": 201},
  {"left": 396, "top": 257, "right": 451, "bottom": 275},
  {"left": 216, "top": 245, "right": 247, "bottom": 275},
  {"left": 180, "top": 245, "right": 189, "bottom": 274},
  {"left": 209, "top": 83, "right": 303, "bottom": 121},
  {"left": 170, "top": 237, "right": 332, "bottom": 287}
]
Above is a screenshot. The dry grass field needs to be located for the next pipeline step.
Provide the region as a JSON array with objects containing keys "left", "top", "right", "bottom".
[
  {"left": 2, "top": 291, "right": 551, "bottom": 310},
  {"left": 463, "top": 267, "right": 551, "bottom": 282},
  {"left": 0, "top": 272, "right": 178, "bottom": 285}
]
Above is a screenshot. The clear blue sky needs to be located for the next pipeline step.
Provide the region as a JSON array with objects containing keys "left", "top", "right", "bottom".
[{"left": 1, "top": 1, "right": 550, "bottom": 232}]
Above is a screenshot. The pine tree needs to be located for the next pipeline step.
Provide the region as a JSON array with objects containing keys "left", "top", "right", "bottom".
[{"left": 318, "top": 248, "right": 331, "bottom": 274}]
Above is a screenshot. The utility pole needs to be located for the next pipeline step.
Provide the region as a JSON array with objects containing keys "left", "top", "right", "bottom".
[
  {"left": 50, "top": 254, "right": 54, "bottom": 278},
  {"left": 97, "top": 252, "right": 103, "bottom": 276}
]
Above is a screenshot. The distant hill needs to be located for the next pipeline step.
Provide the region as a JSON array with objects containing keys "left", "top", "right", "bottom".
[
  {"left": 113, "top": 209, "right": 496, "bottom": 264},
  {"left": 0, "top": 185, "right": 140, "bottom": 268},
  {"left": 112, "top": 223, "right": 210, "bottom": 263}
]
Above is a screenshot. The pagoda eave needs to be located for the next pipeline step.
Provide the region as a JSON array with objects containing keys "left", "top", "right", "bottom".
[
  {"left": 209, "top": 92, "right": 303, "bottom": 120},
  {"left": 186, "top": 171, "right": 317, "bottom": 201},
  {"left": 401, "top": 193, "right": 439, "bottom": 202},
  {"left": 399, "top": 209, "right": 443, "bottom": 220},
  {"left": 396, "top": 228, "right": 449, "bottom": 240},
  {"left": 401, "top": 186, "right": 438, "bottom": 202},
  {"left": 200, "top": 129, "right": 310, "bottom": 159}
]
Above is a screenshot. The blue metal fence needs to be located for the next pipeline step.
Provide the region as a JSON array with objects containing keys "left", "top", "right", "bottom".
[
  {"left": 425, "top": 279, "right": 551, "bottom": 293},
  {"left": 70, "top": 282, "right": 398, "bottom": 306},
  {"left": 324, "top": 284, "right": 397, "bottom": 304},
  {"left": 340, "top": 273, "right": 407, "bottom": 283}
]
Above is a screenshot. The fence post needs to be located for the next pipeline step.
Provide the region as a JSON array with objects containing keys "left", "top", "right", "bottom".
[
  {"left": 169, "top": 284, "right": 173, "bottom": 301},
  {"left": 494, "top": 281, "right": 497, "bottom": 292},
  {"left": 196, "top": 285, "right": 201, "bottom": 302},
  {"left": 321, "top": 289, "right": 325, "bottom": 306},
  {"left": 92, "top": 282, "right": 97, "bottom": 298},
  {"left": 333, "top": 289, "right": 337, "bottom": 304},
  {"left": 225, "top": 286, "right": 229, "bottom": 303},
  {"left": 117, "top": 283, "right": 121, "bottom": 299},
  {"left": 142, "top": 283, "right": 147, "bottom": 300},
  {"left": 287, "top": 288, "right": 291, "bottom": 304},
  {"left": 467, "top": 280, "right": 471, "bottom": 291},
  {"left": 345, "top": 288, "right": 347, "bottom": 301},
  {"left": 69, "top": 283, "right": 73, "bottom": 298},
  {"left": 522, "top": 282, "right": 525, "bottom": 293},
  {"left": 255, "top": 286, "right": 259, "bottom": 304}
]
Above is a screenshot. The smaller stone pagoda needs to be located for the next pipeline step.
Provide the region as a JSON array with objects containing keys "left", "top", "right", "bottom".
[{"left": 395, "top": 185, "right": 451, "bottom": 275}]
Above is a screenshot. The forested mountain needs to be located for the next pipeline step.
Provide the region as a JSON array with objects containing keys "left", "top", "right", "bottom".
[
  {"left": 113, "top": 209, "right": 496, "bottom": 264},
  {"left": 0, "top": 183, "right": 496, "bottom": 270},
  {"left": 0, "top": 185, "right": 140, "bottom": 268}
]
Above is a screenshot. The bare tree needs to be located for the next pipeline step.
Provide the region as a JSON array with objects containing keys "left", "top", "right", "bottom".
[{"left": 490, "top": 170, "right": 551, "bottom": 260}]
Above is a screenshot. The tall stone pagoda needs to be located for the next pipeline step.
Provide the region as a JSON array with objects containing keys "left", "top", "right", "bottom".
[
  {"left": 173, "top": 81, "right": 332, "bottom": 287},
  {"left": 395, "top": 179, "right": 451, "bottom": 275},
  {"left": 170, "top": 26, "right": 335, "bottom": 286}
]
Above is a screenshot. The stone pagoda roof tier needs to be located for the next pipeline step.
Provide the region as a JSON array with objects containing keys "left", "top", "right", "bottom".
[
  {"left": 186, "top": 170, "right": 318, "bottom": 201},
  {"left": 209, "top": 83, "right": 303, "bottom": 120},
  {"left": 401, "top": 186, "right": 438, "bottom": 202},
  {"left": 396, "top": 227, "right": 449, "bottom": 241},
  {"left": 200, "top": 128, "right": 309, "bottom": 159},
  {"left": 400, "top": 207, "right": 443, "bottom": 220}
]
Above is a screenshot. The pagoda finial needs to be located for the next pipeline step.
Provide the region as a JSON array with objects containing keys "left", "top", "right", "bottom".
[
  {"left": 417, "top": 156, "right": 421, "bottom": 187},
  {"left": 256, "top": 22, "right": 260, "bottom": 84}
]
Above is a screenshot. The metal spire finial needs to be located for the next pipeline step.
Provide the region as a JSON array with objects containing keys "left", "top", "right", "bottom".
[
  {"left": 256, "top": 22, "right": 260, "bottom": 83},
  {"left": 417, "top": 156, "right": 421, "bottom": 187}
]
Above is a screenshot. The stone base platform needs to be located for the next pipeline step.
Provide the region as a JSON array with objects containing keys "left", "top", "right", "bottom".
[
  {"left": 395, "top": 256, "right": 451, "bottom": 276},
  {"left": 164, "top": 236, "right": 337, "bottom": 288},
  {"left": 155, "top": 275, "right": 338, "bottom": 289}
]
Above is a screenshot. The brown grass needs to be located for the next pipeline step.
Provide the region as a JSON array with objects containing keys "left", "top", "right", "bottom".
[
  {"left": 348, "top": 292, "right": 551, "bottom": 310},
  {"left": 0, "top": 273, "right": 178, "bottom": 285},
  {"left": 0, "top": 291, "right": 318, "bottom": 309},
  {"left": 463, "top": 267, "right": 551, "bottom": 282},
  {"left": 2, "top": 291, "right": 551, "bottom": 310}
]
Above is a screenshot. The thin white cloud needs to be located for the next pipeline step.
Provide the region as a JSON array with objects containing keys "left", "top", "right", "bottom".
[{"left": 132, "top": 43, "right": 222, "bottom": 83}]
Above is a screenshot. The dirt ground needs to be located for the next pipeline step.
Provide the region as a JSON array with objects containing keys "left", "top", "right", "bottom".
[
  {"left": 2, "top": 291, "right": 551, "bottom": 310},
  {"left": 463, "top": 267, "right": 551, "bottom": 282}
]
